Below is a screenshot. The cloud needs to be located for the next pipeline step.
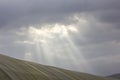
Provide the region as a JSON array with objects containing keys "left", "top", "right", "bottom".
[
  {"left": 0, "top": 0, "right": 120, "bottom": 28},
  {"left": 0, "top": 0, "right": 120, "bottom": 76},
  {"left": 88, "top": 54, "right": 120, "bottom": 76}
]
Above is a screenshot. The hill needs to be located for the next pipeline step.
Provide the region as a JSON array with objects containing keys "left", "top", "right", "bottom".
[
  {"left": 0, "top": 54, "right": 115, "bottom": 80},
  {"left": 108, "top": 74, "right": 120, "bottom": 79}
]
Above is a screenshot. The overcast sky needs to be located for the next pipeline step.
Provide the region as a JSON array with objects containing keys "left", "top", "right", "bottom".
[{"left": 0, "top": 0, "right": 120, "bottom": 76}]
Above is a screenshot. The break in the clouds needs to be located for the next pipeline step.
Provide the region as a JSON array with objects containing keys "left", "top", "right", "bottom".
[{"left": 0, "top": 0, "right": 120, "bottom": 76}]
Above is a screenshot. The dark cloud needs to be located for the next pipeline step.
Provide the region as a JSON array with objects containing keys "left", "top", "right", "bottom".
[
  {"left": 0, "top": 0, "right": 120, "bottom": 27},
  {"left": 93, "top": 10, "right": 120, "bottom": 24}
]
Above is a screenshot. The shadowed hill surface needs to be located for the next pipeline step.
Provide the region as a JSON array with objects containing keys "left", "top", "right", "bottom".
[
  {"left": 108, "top": 74, "right": 120, "bottom": 79},
  {"left": 0, "top": 54, "right": 115, "bottom": 80}
]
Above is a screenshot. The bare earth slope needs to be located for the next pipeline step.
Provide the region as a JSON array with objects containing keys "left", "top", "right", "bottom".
[{"left": 0, "top": 54, "right": 115, "bottom": 80}]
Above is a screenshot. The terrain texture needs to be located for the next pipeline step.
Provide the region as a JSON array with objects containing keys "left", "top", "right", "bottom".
[{"left": 0, "top": 54, "right": 116, "bottom": 80}]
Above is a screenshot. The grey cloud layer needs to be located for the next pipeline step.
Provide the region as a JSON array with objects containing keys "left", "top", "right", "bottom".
[{"left": 0, "top": 0, "right": 120, "bottom": 27}]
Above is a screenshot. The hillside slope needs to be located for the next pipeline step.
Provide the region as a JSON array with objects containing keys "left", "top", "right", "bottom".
[
  {"left": 0, "top": 54, "right": 115, "bottom": 80},
  {"left": 108, "top": 74, "right": 120, "bottom": 79}
]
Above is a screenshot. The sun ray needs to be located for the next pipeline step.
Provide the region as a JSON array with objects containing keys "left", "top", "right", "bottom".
[{"left": 22, "top": 23, "right": 94, "bottom": 73}]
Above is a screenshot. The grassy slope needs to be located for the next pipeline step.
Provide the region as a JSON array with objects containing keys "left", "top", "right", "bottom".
[{"left": 0, "top": 54, "right": 115, "bottom": 80}]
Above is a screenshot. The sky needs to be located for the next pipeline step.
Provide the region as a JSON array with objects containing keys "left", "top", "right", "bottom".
[{"left": 0, "top": 0, "right": 120, "bottom": 76}]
